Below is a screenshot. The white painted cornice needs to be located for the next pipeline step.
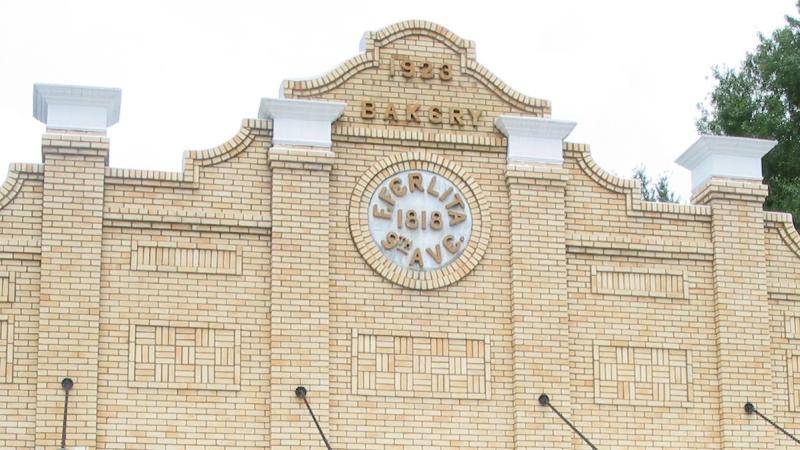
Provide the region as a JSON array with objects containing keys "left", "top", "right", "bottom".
[
  {"left": 495, "top": 115, "right": 577, "bottom": 164},
  {"left": 258, "top": 97, "right": 346, "bottom": 148},
  {"left": 33, "top": 83, "right": 121, "bottom": 134},
  {"left": 676, "top": 135, "right": 777, "bottom": 193}
]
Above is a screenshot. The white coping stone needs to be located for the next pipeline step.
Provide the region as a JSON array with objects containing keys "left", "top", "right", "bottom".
[
  {"left": 675, "top": 135, "right": 778, "bottom": 193},
  {"left": 258, "top": 97, "right": 346, "bottom": 148},
  {"left": 495, "top": 115, "right": 577, "bottom": 165},
  {"left": 33, "top": 84, "right": 121, "bottom": 134}
]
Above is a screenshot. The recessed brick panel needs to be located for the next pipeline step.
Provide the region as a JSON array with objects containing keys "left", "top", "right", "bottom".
[
  {"left": 131, "top": 242, "right": 241, "bottom": 275},
  {"left": 0, "top": 273, "right": 13, "bottom": 303},
  {"left": 129, "top": 323, "right": 240, "bottom": 391},
  {"left": 592, "top": 266, "right": 688, "bottom": 300},
  {"left": 0, "top": 318, "right": 12, "bottom": 383},
  {"left": 594, "top": 345, "right": 692, "bottom": 407},
  {"left": 353, "top": 331, "right": 490, "bottom": 399}
]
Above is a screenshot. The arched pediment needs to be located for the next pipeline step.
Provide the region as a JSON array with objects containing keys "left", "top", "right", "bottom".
[{"left": 281, "top": 21, "right": 550, "bottom": 134}]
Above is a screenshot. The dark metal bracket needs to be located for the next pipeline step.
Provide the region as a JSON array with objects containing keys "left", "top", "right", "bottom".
[
  {"left": 745, "top": 401, "right": 800, "bottom": 445},
  {"left": 539, "top": 393, "right": 598, "bottom": 449},
  {"left": 60, "top": 377, "right": 74, "bottom": 450},
  {"left": 296, "top": 386, "right": 333, "bottom": 450}
]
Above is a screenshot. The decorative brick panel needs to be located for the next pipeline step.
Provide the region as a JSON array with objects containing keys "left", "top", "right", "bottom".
[
  {"left": 129, "top": 323, "right": 240, "bottom": 391},
  {"left": 786, "top": 316, "right": 800, "bottom": 340},
  {"left": 130, "top": 242, "right": 241, "bottom": 275},
  {"left": 0, "top": 317, "right": 12, "bottom": 383},
  {"left": 788, "top": 354, "right": 800, "bottom": 412},
  {"left": 352, "top": 331, "right": 490, "bottom": 399},
  {"left": 0, "top": 273, "right": 12, "bottom": 303},
  {"left": 592, "top": 266, "right": 689, "bottom": 300},
  {"left": 594, "top": 344, "right": 692, "bottom": 406}
]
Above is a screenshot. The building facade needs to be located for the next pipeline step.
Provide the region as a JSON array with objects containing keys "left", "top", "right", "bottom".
[{"left": 1, "top": 21, "right": 799, "bottom": 449}]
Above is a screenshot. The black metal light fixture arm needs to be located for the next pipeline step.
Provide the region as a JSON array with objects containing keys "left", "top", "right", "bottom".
[
  {"left": 296, "top": 386, "right": 333, "bottom": 450},
  {"left": 539, "top": 393, "right": 598, "bottom": 450},
  {"left": 745, "top": 401, "right": 800, "bottom": 445},
  {"left": 60, "top": 377, "right": 74, "bottom": 450}
]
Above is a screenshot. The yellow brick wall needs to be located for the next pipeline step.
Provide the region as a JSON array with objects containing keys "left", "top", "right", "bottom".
[
  {"left": 36, "top": 135, "right": 107, "bottom": 448},
  {"left": 506, "top": 164, "right": 573, "bottom": 448},
  {"left": 96, "top": 121, "right": 274, "bottom": 448},
  {"left": 327, "top": 141, "right": 516, "bottom": 448},
  {"left": 95, "top": 228, "right": 271, "bottom": 448},
  {"left": 0, "top": 163, "right": 42, "bottom": 449},
  {"left": 697, "top": 180, "right": 775, "bottom": 447},
  {"left": 268, "top": 146, "right": 334, "bottom": 448},
  {"left": 562, "top": 145, "right": 722, "bottom": 448},
  {"left": 766, "top": 212, "right": 800, "bottom": 449},
  {"left": 0, "top": 20, "right": 797, "bottom": 449}
]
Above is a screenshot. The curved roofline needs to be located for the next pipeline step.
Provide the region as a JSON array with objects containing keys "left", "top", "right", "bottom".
[
  {"left": 363, "top": 20, "right": 475, "bottom": 56},
  {"left": 566, "top": 142, "right": 711, "bottom": 218},
  {"left": 0, "top": 120, "right": 271, "bottom": 201},
  {"left": 766, "top": 211, "right": 800, "bottom": 259},
  {"left": 281, "top": 20, "right": 550, "bottom": 114},
  {"left": 105, "top": 118, "right": 271, "bottom": 188},
  {"left": 0, "top": 163, "right": 44, "bottom": 212}
]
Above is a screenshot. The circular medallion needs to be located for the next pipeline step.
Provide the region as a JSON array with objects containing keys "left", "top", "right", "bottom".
[{"left": 350, "top": 153, "right": 490, "bottom": 290}]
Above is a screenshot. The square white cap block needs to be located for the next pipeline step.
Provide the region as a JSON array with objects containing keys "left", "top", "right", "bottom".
[
  {"left": 495, "top": 115, "right": 577, "bottom": 164},
  {"left": 675, "top": 135, "right": 777, "bottom": 193},
  {"left": 33, "top": 83, "right": 121, "bottom": 134},
  {"left": 258, "top": 98, "right": 346, "bottom": 148}
]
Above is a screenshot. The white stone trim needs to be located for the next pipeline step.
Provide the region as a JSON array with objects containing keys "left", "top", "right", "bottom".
[
  {"left": 258, "top": 97, "right": 346, "bottom": 148},
  {"left": 33, "top": 83, "right": 121, "bottom": 133},
  {"left": 495, "top": 115, "right": 576, "bottom": 164},
  {"left": 675, "top": 135, "right": 777, "bottom": 193}
]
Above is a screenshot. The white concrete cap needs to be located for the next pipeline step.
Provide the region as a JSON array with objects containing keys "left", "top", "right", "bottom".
[
  {"left": 33, "top": 83, "right": 121, "bottom": 134},
  {"left": 258, "top": 97, "right": 346, "bottom": 148},
  {"left": 675, "top": 135, "right": 778, "bottom": 193},
  {"left": 495, "top": 115, "right": 577, "bottom": 164}
]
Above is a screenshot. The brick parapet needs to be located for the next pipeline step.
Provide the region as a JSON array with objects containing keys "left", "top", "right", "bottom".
[
  {"left": 765, "top": 211, "right": 800, "bottom": 258},
  {"left": 566, "top": 142, "right": 713, "bottom": 218}
]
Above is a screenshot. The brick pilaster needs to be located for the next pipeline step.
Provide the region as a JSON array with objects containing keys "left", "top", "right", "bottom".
[
  {"left": 269, "top": 146, "right": 334, "bottom": 449},
  {"left": 506, "top": 163, "right": 572, "bottom": 449},
  {"left": 35, "top": 134, "right": 107, "bottom": 449},
  {"left": 695, "top": 179, "right": 774, "bottom": 448}
]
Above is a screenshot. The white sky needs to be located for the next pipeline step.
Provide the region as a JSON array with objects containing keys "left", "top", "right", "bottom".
[{"left": 0, "top": 0, "right": 796, "bottom": 201}]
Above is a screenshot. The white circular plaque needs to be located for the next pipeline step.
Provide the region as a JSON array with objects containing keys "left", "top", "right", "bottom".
[
  {"left": 367, "top": 169, "right": 472, "bottom": 272},
  {"left": 349, "top": 153, "right": 490, "bottom": 290}
]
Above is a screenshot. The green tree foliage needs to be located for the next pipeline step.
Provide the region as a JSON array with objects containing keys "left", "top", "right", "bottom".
[
  {"left": 697, "top": 4, "right": 800, "bottom": 228},
  {"left": 633, "top": 165, "right": 679, "bottom": 203},
  {"left": 653, "top": 174, "right": 679, "bottom": 203}
]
